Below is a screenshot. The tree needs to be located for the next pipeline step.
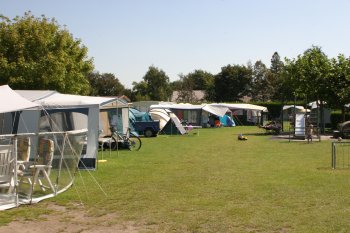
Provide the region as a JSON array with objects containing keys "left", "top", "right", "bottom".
[
  {"left": 185, "top": 70, "right": 214, "bottom": 90},
  {"left": 214, "top": 64, "right": 252, "bottom": 102},
  {"left": 175, "top": 74, "right": 196, "bottom": 103},
  {"left": 288, "top": 46, "right": 331, "bottom": 132},
  {"left": 0, "top": 12, "right": 94, "bottom": 94},
  {"left": 87, "top": 72, "right": 125, "bottom": 96},
  {"left": 268, "top": 52, "right": 294, "bottom": 101},
  {"left": 328, "top": 54, "right": 350, "bottom": 121},
  {"left": 131, "top": 80, "right": 150, "bottom": 101},
  {"left": 292, "top": 46, "right": 331, "bottom": 101},
  {"left": 251, "top": 60, "right": 270, "bottom": 101},
  {"left": 173, "top": 70, "right": 214, "bottom": 103},
  {"left": 132, "top": 66, "right": 172, "bottom": 101},
  {"left": 270, "top": 52, "right": 284, "bottom": 74}
]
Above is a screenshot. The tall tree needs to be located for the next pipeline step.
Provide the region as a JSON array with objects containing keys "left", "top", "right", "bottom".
[
  {"left": 175, "top": 74, "right": 195, "bottom": 103},
  {"left": 185, "top": 70, "right": 214, "bottom": 90},
  {"left": 214, "top": 64, "right": 252, "bottom": 102},
  {"left": 288, "top": 46, "right": 331, "bottom": 132},
  {"left": 268, "top": 52, "right": 293, "bottom": 101},
  {"left": 251, "top": 60, "right": 270, "bottom": 101},
  {"left": 0, "top": 12, "right": 94, "bottom": 94},
  {"left": 87, "top": 72, "right": 125, "bottom": 96},
  {"left": 132, "top": 66, "right": 172, "bottom": 101},
  {"left": 292, "top": 46, "right": 331, "bottom": 101},
  {"left": 131, "top": 80, "right": 150, "bottom": 101},
  {"left": 328, "top": 54, "right": 350, "bottom": 121},
  {"left": 174, "top": 70, "right": 214, "bottom": 103},
  {"left": 270, "top": 52, "right": 284, "bottom": 74}
]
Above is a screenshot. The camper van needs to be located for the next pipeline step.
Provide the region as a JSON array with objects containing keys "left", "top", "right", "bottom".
[{"left": 129, "top": 108, "right": 160, "bottom": 137}]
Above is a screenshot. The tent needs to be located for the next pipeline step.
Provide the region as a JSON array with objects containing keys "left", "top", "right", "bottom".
[
  {"left": 16, "top": 91, "right": 129, "bottom": 169},
  {"left": 219, "top": 115, "right": 235, "bottom": 127},
  {"left": 149, "top": 108, "right": 187, "bottom": 135},
  {"left": 210, "top": 103, "right": 268, "bottom": 125},
  {"left": 1, "top": 85, "right": 89, "bottom": 210},
  {"left": 150, "top": 103, "right": 229, "bottom": 127}
]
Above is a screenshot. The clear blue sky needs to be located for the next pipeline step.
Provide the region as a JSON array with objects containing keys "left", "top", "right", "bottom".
[{"left": 1, "top": 0, "right": 350, "bottom": 88}]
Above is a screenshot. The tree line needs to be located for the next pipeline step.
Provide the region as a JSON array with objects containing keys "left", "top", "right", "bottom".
[{"left": 1, "top": 13, "right": 350, "bottom": 119}]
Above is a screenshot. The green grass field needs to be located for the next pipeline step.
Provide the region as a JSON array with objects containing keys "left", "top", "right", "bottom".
[{"left": 2, "top": 126, "right": 350, "bottom": 232}]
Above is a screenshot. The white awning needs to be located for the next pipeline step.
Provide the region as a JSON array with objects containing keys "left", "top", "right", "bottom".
[
  {"left": 210, "top": 103, "right": 268, "bottom": 112},
  {"left": 0, "top": 85, "right": 40, "bottom": 113},
  {"left": 16, "top": 91, "right": 128, "bottom": 108},
  {"left": 282, "top": 105, "right": 305, "bottom": 111},
  {"left": 202, "top": 105, "right": 229, "bottom": 117},
  {"left": 150, "top": 103, "right": 229, "bottom": 117},
  {"left": 151, "top": 103, "right": 203, "bottom": 110}
]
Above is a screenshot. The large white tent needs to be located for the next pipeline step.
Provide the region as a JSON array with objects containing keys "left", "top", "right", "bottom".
[
  {"left": 150, "top": 103, "right": 229, "bottom": 117},
  {"left": 1, "top": 85, "right": 89, "bottom": 210},
  {"left": 150, "top": 103, "right": 229, "bottom": 127},
  {"left": 16, "top": 91, "right": 129, "bottom": 169}
]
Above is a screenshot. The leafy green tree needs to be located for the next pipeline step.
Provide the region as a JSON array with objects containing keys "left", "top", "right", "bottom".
[
  {"left": 175, "top": 74, "right": 196, "bottom": 103},
  {"left": 328, "top": 54, "right": 350, "bottom": 121},
  {"left": 170, "top": 80, "right": 183, "bottom": 90},
  {"left": 292, "top": 46, "right": 331, "bottom": 101},
  {"left": 251, "top": 60, "right": 270, "bottom": 101},
  {"left": 87, "top": 72, "right": 125, "bottom": 96},
  {"left": 173, "top": 70, "right": 214, "bottom": 103},
  {"left": 185, "top": 70, "right": 214, "bottom": 90},
  {"left": 287, "top": 46, "right": 331, "bottom": 132},
  {"left": 268, "top": 52, "right": 294, "bottom": 101},
  {"left": 270, "top": 52, "right": 284, "bottom": 74},
  {"left": 132, "top": 66, "right": 172, "bottom": 101},
  {"left": 214, "top": 64, "right": 252, "bottom": 102},
  {"left": 131, "top": 80, "right": 150, "bottom": 101},
  {"left": 0, "top": 12, "right": 93, "bottom": 94}
]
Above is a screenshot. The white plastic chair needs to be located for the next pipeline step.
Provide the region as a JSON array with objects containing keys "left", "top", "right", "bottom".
[{"left": 0, "top": 145, "right": 14, "bottom": 193}]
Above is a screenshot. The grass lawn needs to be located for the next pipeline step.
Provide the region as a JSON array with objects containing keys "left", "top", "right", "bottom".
[{"left": 2, "top": 126, "right": 350, "bottom": 232}]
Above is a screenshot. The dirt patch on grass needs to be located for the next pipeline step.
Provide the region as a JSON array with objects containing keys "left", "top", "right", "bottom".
[{"left": 0, "top": 203, "right": 153, "bottom": 233}]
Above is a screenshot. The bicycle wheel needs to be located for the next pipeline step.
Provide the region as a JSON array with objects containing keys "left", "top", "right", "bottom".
[
  {"left": 128, "top": 133, "right": 142, "bottom": 151},
  {"left": 103, "top": 136, "right": 118, "bottom": 150}
]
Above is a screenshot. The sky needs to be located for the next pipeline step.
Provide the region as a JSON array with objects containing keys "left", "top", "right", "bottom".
[{"left": 1, "top": 0, "right": 350, "bottom": 88}]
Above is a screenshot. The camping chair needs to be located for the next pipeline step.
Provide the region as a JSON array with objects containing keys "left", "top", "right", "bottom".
[
  {"left": 16, "top": 137, "right": 31, "bottom": 176},
  {"left": 19, "top": 138, "right": 55, "bottom": 193},
  {"left": 0, "top": 145, "right": 15, "bottom": 193}
]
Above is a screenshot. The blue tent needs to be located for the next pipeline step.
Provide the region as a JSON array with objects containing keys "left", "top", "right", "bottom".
[{"left": 219, "top": 115, "right": 235, "bottom": 127}]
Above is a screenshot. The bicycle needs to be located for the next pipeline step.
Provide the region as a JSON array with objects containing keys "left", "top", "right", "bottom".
[{"left": 102, "top": 127, "right": 142, "bottom": 151}]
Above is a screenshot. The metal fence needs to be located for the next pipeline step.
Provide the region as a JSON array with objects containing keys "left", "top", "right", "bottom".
[{"left": 331, "top": 141, "right": 350, "bottom": 169}]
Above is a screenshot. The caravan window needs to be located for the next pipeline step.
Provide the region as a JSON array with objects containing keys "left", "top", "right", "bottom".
[{"left": 39, "top": 110, "right": 88, "bottom": 132}]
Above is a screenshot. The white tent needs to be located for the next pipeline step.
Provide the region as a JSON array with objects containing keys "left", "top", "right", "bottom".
[
  {"left": 150, "top": 103, "right": 229, "bottom": 127},
  {"left": 149, "top": 108, "right": 187, "bottom": 135},
  {"left": 16, "top": 91, "right": 129, "bottom": 169},
  {"left": 149, "top": 108, "right": 171, "bottom": 130},
  {"left": 0, "top": 85, "right": 40, "bottom": 113},
  {"left": 150, "top": 103, "right": 229, "bottom": 117},
  {"left": 209, "top": 103, "right": 268, "bottom": 125},
  {"left": 1, "top": 85, "right": 89, "bottom": 210}
]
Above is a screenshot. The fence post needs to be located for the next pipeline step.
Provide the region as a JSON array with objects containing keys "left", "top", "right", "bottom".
[{"left": 332, "top": 142, "right": 336, "bottom": 169}]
